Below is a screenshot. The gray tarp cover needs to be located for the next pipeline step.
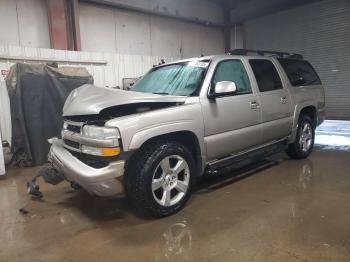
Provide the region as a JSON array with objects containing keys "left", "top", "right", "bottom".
[{"left": 7, "top": 63, "right": 93, "bottom": 166}]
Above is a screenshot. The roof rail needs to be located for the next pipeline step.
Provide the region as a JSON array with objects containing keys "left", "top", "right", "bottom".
[{"left": 228, "top": 49, "right": 303, "bottom": 59}]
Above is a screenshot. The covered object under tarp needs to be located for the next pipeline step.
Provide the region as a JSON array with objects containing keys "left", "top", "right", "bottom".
[{"left": 7, "top": 63, "right": 93, "bottom": 166}]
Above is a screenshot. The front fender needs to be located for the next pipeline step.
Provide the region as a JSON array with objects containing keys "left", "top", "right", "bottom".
[
  {"left": 128, "top": 121, "right": 201, "bottom": 150},
  {"left": 105, "top": 100, "right": 206, "bottom": 170}
]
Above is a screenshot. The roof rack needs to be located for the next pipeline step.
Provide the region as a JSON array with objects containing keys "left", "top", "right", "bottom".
[{"left": 229, "top": 49, "right": 303, "bottom": 60}]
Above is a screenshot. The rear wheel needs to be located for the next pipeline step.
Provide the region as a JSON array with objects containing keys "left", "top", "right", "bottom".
[
  {"left": 125, "top": 141, "right": 196, "bottom": 218},
  {"left": 286, "top": 115, "right": 315, "bottom": 159}
]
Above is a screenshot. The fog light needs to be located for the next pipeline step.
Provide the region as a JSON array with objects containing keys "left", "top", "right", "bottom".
[{"left": 82, "top": 145, "right": 120, "bottom": 156}]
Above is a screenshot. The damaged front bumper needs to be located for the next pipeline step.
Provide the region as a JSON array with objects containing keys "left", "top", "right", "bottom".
[{"left": 48, "top": 139, "right": 125, "bottom": 197}]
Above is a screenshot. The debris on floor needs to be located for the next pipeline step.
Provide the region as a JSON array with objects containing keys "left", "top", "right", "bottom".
[
  {"left": 19, "top": 208, "right": 29, "bottom": 215},
  {"left": 27, "top": 166, "right": 64, "bottom": 199}
]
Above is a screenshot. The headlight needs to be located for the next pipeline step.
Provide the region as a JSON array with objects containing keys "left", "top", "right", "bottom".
[
  {"left": 82, "top": 125, "right": 120, "bottom": 140},
  {"left": 82, "top": 145, "right": 120, "bottom": 157}
]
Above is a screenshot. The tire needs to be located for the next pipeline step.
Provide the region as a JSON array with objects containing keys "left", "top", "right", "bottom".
[
  {"left": 286, "top": 115, "right": 315, "bottom": 159},
  {"left": 124, "top": 140, "right": 196, "bottom": 218}
]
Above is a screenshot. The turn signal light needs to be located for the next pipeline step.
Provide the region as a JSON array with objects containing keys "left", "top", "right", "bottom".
[
  {"left": 82, "top": 145, "right": 121, "bottom": 157},
  {"left": 101, "top": 147, "right": 120, "bottom": 157}
]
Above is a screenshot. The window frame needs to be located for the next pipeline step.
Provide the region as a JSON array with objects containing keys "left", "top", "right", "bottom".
[
  {"left": 248, "top": 58, "right": 285, "bottom": 93},
  {"left": 208, "top": 58, "right": 254, "bottom": 98},
  {"left": 277, "top": 58, "right": 322, "bottom": 87}
]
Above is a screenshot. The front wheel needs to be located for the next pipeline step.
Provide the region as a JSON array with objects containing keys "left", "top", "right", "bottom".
[
  {"left": 125, "top": 141, "right": 196, "bottom": 218},
  {"left": 286, "top": 115, "right": 315, "bottom": 159}
]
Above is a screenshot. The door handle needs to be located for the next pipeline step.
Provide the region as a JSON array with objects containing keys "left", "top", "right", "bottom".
[
  {"left": 250, "top": 101, "right": 259, "bottom": 109},
  {"left": 280, "top": 96, "right": 287, "bottom": 104}
]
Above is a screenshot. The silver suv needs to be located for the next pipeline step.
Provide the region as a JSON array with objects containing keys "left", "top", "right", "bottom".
[{"left": 47, "top": 49, "right": 325, "bottom": 217}]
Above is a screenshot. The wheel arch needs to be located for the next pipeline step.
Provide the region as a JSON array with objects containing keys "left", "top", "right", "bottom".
[
  {"left": 129, "top": 128, "right": 205, "bottom": 174},
  {"left": 290, "top": 103, "right": 317, "bottom": 143}
]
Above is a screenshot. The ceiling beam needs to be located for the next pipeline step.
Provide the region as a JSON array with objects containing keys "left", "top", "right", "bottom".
[
  {"left": 80, "top": 0, "right": 225, "bottom": 28},
  {"left": 229, "top": 0, "right": 322, "bottom": 25}
]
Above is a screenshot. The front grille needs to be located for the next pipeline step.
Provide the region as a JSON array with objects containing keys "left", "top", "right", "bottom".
[
  {"left": 63, "top": 139, "right": 80, "bottom": 149},
  {"left": 67, "top": 124, "right": 81, "bottom": 133},
  {"left": 64, "top": 115, "right": 105, "bottom": 124},
  {"left": 69, "top": 150, "right": 109, "bottom": 169}
]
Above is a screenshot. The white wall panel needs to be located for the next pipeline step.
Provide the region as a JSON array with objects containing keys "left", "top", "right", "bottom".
[
  {"left": 0, "top": 0, "right": 19, "bottom": 46},
  {"left": 0, "top": 44, "right": 179, "bottom": 88},
  {"left": 0, "top": 0, "right": 49, "bottom": 48},
  {"left": 115, "top": 11, "right": 151, "bottom": 55},
  {"left": 79, "top": 3, "right": 225, "bottom": 58},
  {"left": 79, "top": 4, "right": 116, "bottom": 53},
  {"left": 180, "top": 23, "right": 204, "bottom": 58},
  {"left": 150, "top": 17, "right": 182, "bottom": 58},
  {"left": 0, "top": 0, "right": 223, "bottom": 56},
  {"left": 16, "top": 0, "right": 50, "bottom": 48},
  {"left": 201, "top": 27, "right": 224, "bottom": 56}
]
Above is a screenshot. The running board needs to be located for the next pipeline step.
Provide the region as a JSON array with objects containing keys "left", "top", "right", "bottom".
[{"left": 206, "top": 138, "right": 288, "bottom": 175}]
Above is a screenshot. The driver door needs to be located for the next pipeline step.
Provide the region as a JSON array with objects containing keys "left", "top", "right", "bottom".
[{"left": 201, "top": 59, "right": 263, "bottom": 161}]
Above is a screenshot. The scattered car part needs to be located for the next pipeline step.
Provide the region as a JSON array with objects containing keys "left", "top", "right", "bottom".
[
  {"left": 27, "top": 165, "right": 65, "bottom": 199},
  {"left": 19, "top": 208, "right": 29, "bottom": 215},
  {"left": 27, "top": 177, "right": 43, "bottom": 199}
]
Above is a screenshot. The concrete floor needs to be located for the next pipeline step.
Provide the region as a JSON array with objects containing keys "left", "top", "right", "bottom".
[{"left": 1, "top": 123, "right": 350, "bottom": 261}]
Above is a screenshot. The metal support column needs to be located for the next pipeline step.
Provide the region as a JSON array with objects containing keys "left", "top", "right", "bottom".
[
  {"left": 47, "top": 0, "right": 69, "bottom": 50},
  {"left": 47, "top": 0, "right": 81, "bottom": 50},
  {"left": 223, "top": 4, "right": 231, "bottom": 52}
]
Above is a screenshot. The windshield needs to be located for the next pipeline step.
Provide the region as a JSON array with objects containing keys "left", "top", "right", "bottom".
[{"left": 131, "top": 61, "right": 209, "bottom": 96}]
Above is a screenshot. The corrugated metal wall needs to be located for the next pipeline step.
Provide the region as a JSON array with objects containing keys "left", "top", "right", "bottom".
[
  {"left": 244, "top": 0, "right": 350, "bottom": 120},
  {"left": 0, "top": 45, "right": 179, "bottom": 88}
]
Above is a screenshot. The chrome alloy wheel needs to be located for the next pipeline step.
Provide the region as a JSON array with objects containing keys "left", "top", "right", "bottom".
[
  {"left": 151, "top": 155, "right": 190, "bottom": 207},
  {"left": 299, "top": 122, "right": 313, "bottom": 152}
]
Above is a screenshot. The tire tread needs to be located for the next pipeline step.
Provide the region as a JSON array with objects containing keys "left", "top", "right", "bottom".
[{"left": 124, "top": 140, "right": 195, "bottom": 218}]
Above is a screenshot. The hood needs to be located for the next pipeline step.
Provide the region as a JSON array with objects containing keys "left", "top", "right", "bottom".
[{"left": 63, "top": 84, "right": 187, "bottom": 116}]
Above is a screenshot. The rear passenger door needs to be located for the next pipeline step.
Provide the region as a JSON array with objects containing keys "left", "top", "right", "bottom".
[{"left": 249, "top": 59, "right": 293, "bottom": 143}]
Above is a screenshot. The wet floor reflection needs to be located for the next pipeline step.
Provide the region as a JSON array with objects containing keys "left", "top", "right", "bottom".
[
  {"left": 1, "top": 149, "right": 350, "bottom": 261},
  {"left": 154, "top": 221, "right": 192, "bottom": 262},
  {"left": 297, "top": 159, "right": 314, "bottom": 190}
]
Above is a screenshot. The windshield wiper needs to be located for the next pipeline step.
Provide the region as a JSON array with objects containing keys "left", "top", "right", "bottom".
[{"left": 153, "top": 92, "right": 169, "bottom": 95}]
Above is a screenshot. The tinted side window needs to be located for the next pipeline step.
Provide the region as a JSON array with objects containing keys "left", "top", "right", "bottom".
[
  {"left": 278, "top": 58, "right": 321, "bottom": 86},
  {"left": 212, "top": 60, "right": 252, "bottom": 95},
  {"left": 249, "top": 60, "right": 283, "bottom": 92}
]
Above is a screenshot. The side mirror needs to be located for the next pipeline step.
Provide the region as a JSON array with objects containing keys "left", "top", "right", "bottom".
[{"left": 210, "top": 81, "right": 237, "bottom": 98}]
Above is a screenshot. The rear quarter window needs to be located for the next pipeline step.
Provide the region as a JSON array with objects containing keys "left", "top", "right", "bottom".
[{"left": 278, "top": 59, "right": 321, "bottom": 86}]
